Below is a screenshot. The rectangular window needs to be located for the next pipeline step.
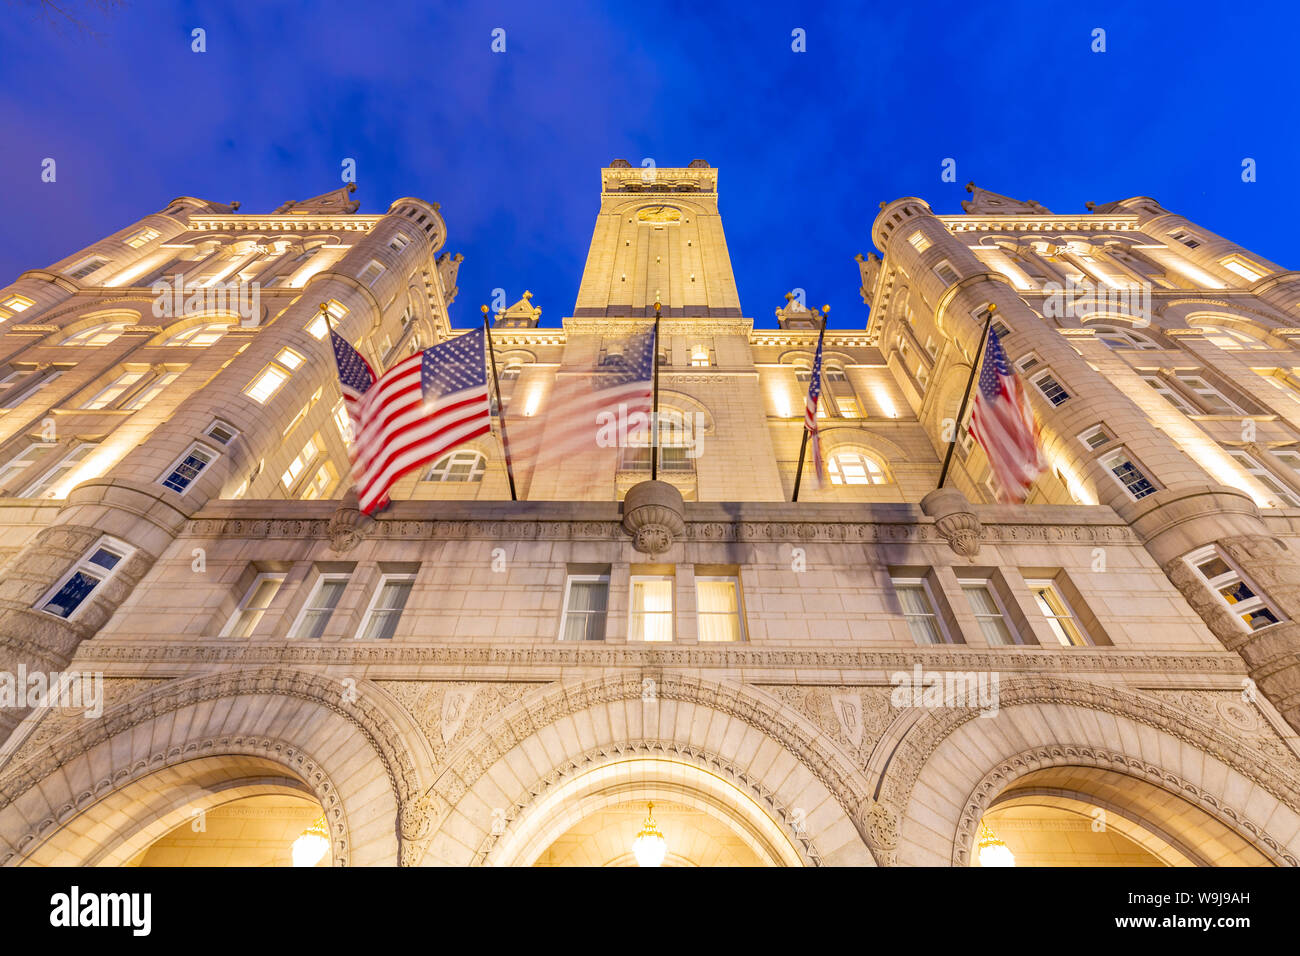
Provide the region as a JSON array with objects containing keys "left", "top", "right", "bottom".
[
  {"left": 300, "top": 461, "right": 336, "bottom": 500},
  {"left": 991, "top": 319, "right": 1012, "bottom": 340},
  {"left": 222, "top": 573, "right": 285, "bottom": 638},
  {"left": 1221, "top": 256, "right": 1265, "bottom": 282},
  {"left": 907, "top": 231, "right": 931, "bottom": 253},
  {"left": 0, "top": 440, "right": 57, "bottom": 489},
  {"left": 892, "top": 577, "right": 947, "bottom": 645},
  {"left": 1079, "top": 425, "right": 1112, "bottom": 450},
  {"left": 1140, "top": 373, "right": 1197, "bottom": 415},
  {"left": 629, "top": 574, "right": 674, "bottom": 642},
  {"left": 244, "top": 348, "right": 303, "bottom": 404},
  {"left": 1015, "top": 353, "right": 1041, "bottom": 373},
  {"left": 1174, "top": 372, "right": 1243, "bottom": 415},
  {"left": 0, "top": 366, "right": 63, "bottom": 409},
  {"left": 1101, "top": 448, "right": 1158, "bottom": 499},
  {"left": 1186, "top": 546, "right": 1282, "bottom": 631},
  {"left": 125, "top": 227, "right": 160, "bottom": 249},
  {"left": 357, "top": 260, "right": 386, "bottom": 286},
  {"left": 389, "top": 234, "right": 410, "bottom": 253},
  {"left": 696, "top": 576, "right": 745, "bottom": 642},
  {"left": 205, "top": 420, "right": 239, "bottom": 445},
  {"left": 962, "top": 583, "right": 1019, "bottom": 645},
  {"left": 68, "top": 257, "right": 108, "bottom": 280},
  {"left": 160, "top": 443, "right": 218, "bottom": 494},
  {"left": 559, "top": 574, "right": 609, "bottom": 641},
  {"left": 0, "top": 294, "right": 34, "bottom": 313},
  {"left": 38, "top": 538, "right": 131, "bottom": 619},
  {"left": 1168, "top": 229, "right": 1201, "bottom": 249},
  {"left": 290, "top": 574, "right": 350, "bottom": 639},
  {"left": 357, "top": 574, "right": 415, "bottom": 640},
  {"left": 1226, "top": 449, "right": 1300, "bottom": 507},
  {"left": 837, "top": 398, "right": 861, "bottom": 418},
  {"left": 1030, "top": 370, "right": 1070, "bottom": 406},
  {"left": 333, "top": 399, "right": 354, "bottom": 445},
  {"left": 121, "top": 370, "right": 179, "bottom": 410},
  {"left": 21, "top": 441, "right": 97, "bottom": 498},
  {"left": 690, "top": 344, "right": 712, "bottom": 367},
  {"left": 81, "top": 370, "right": 146, "bottom": 410},
  {"left": 933, "top": 260, "right": 959, "bottom": 285},
  {"left": 282, "top": 435, "right": 321, "bottom": 490},
  {"left": 1027, "top": 581, "right": 1089, "bottom": 646}
]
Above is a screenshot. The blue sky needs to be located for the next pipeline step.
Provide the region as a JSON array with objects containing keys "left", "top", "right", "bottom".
[{"left": 1, "top": 0, "right": 1296, "bottom": 329}]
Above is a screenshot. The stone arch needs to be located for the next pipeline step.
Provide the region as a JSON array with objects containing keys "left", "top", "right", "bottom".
[
  {"left": 872, "top": 676, "right": 1300, "bottom": 866},
  {"left": 54, "top": 308, "right": 142, "bottom": 341},
  {"left": 0, "top": 668, "right": 425, "bottom": 867},
  {"left": 413, "top": 675, "right": 877, "bottom": 867}
]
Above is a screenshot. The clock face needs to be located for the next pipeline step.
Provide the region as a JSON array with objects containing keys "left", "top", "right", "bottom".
[{"left": 636, "top": 205, "right": 682, "bottom": 224}]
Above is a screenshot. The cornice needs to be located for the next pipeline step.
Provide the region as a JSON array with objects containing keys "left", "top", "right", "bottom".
[
  {"left": 186, "top": 215, "right": 381, "bottom": 233},
  {"left": 940, "top": 215, "right": 1141, "bottom": 233},
  {"left": 562, "top": 317, "right": 753, "bottom": 335}
]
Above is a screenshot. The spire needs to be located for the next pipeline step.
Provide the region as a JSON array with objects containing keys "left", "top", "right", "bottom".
[
  {"left": 494, "top": 290, "right": 542, "bottom": 328},
  {"left": 274, "top": 184, "right": 360, "bottom": 215},
  {"left": 961, "top": 182, "right": 1051, "bottom": 215}
]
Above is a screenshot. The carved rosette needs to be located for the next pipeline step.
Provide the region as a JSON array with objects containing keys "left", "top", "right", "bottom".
[
  {"left": 920, "top": 487, "right": 983, "bottom": 557},
  {"left": 621, "top": 480, "right": 685, "bottom": 555}
]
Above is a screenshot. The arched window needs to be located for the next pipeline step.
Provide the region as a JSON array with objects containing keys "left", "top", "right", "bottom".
[
  {"left": 425, "top": 449, "right": 486, "bottom": 482},
  {"left": 827, "top": 450, "right": 888, "bottom": 485},
  {"left": 793, "top": 363, "right": 812, "bottom": 383},
  {"left": 62, "top": 322, "right": 128, "bottom": 346},
  {"left": 824, "top": 365, "right": 848, "bottom": 382},
  {"left": 500, "top": 362, "right": 522, "bottom": 382},
  {"left": 1091, "top": 325, "right": 1161, "bottom": 350},
  {"left": 164, "top": 321, "right": 229, "bottom": 347},
  {"left": 620, "top": 408, "right": 698, "bottom": 474},
  {"left": 1195, "top": 325, "right": 1268, "bottom": 350}
]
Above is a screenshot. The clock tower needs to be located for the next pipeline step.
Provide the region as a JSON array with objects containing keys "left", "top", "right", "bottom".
[{"left": 571, "top": 160, "right": 743, "bottom": 318}]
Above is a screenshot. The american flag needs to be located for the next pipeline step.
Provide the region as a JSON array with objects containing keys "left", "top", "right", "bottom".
[
  {"left": 969, "top": 325, "right": 1046, "bottom": 503},
  {"left": 330, "top": 329, "right": 377, "bottom": 443},
  {"left": 350, "top": 327, "right": 491, "bottom": 514},
  {"left": 803, "top": 332, "right": 825, "bottom": 484}
]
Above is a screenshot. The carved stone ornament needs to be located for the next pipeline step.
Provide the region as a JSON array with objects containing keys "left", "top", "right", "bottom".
[
  {"left": 621, "top": 480, "right": 685, "bottom": 555},
  {"left": 920, "top": 487, "right": 984, "bottom": 557},
  {"left": 327, "top": 490, "right": 374, "bottom": 553}
]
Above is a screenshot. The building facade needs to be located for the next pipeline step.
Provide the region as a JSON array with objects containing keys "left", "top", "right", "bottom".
[{"left": 1, "top": 163, "right": 1299, "bottom": 866}]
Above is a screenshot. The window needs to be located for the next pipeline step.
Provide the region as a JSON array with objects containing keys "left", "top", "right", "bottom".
[
  {"left": 1101, "top": 448, "right": 1158, "bottom": 499},
  {"left": 690, "top": 344, "right": 711, "bottom": 367},
  {"left": 696, "top": 576, "right": 744, "bottom": 642},
  {"left": 160, "top": 442, "right": 218, "bottom": 494},
  {"left": 62, "top": 322, "right": 128, "bottom": 346},
  {"left": 1140, "top": 373, "right": 1197, "bottom": 415},
  {"left": 125, "top": 227, "right": 160, "bottom": 249},
  {"left": 827, "top": 450, "right": 887, "bottom": 485},
  {"left": 294, "top": 246, "right": 321, "bottom": 264},
  {"left": 0, "top": 294, "right": 34, "bottom": 313},
  {"left": 425, "top": 449, "right": 486, "bottom": 482},
  {"left": 1226, "top": 449, "right": 1300, "bottom": 507},
  {"left": 0, "top": 366, "right": 64, "bottom": 408},
  {"left": 290, "top": 574, "right": 350, "bottom": 639},
  {"left": 0, "top": 440, "right": 57, "bottom": 489},
  {"left": 389, "top": 233, "right": 411, "bottom": 253},
  {"left": 1174, "top": 372, "right": 1244, "bottom": 415},
  {"left": 357, "top": 260, "right": 386, "bottom": 286},
  {"left": 824, "top": 366, "right": 847, "bottom": 382},
  {"left": 357, "top": 574, "right": 415, "bottom": 640},
  {"left": 1186, "top": 546, "right": 1282, "bottom": 631},
  {"left": 222, "top": 573, "right": 285, "bottom": 638},
  {"left": 1092, "top": 325, "right": 1160, "bottom": 350},
  {"left": 38, "top": 538, "right": 131, "bottom": 620},
  {"left": 1015, "top": 353, "right": 1041, "bottom": 374},
  {"left": 891, "top": 577, "right": 947, "bottom": 645},
  {"left": 837, "top": 398, "right": 861, "bottom": 418},
  {"left": 301, "top": 462, "right": 336, "bottom": 500},
  {"left": 559, "top": 574, "right": 609, "bottom": 641},
  {"left": 1196, "top": 325, "right": 1267, "bottom": 350},
  {"left": 499, "top": 363, "right": 522, "bottom": 382},
  {"left": 164, "top": 322, "right": 228, "bottom": 346},
  {"left": 281, "top": 435, "right": 321, "bottom": 490},
  {"left": 629, "top": 574, "right": 673, "bottom": 642},
  {"left": 933, "top": 260, "right": 960, "bottom": 285},
  {"left": 244, "top": 347, "right": 303, "bottom": 404},
  {"left": 991, "top": 319, "right": 1012, "bottom": 340},
  {"left": 1271, "top": 448, "right": 1300, "bottom": 485},
  {"left": 1221, "top": 256, "right": 1265, "bottom": 282},
  {"left": 21, "top": 441, "right": 97, "bottom": 498},
  {"left": 1168, "top": 229, "right": 1201, "bottom": 249},
  {"left": 306, "top": 300, "right": 348, "bottom": 339},
  {"left": 1030, "top": 370, "right": 1070, "bottom": 406},
  {"left": 81, "top": 370, "right": 146, "bottom": 409},
  {"left": 332, "top": 399, "right": 354, "bottom": 445},
  {"left": 1079, "top": 425, "right": 1113, "bottom": 450},
  {"left": 1027, "top": 581, "right": 1089, "bottom": 646},
  {"left": 67, "top": 257, "right": 108, "bottom": 281},
  {"left": 205, "top": 420, "right": 239, "bottom": 445},
  {"left": 121, "top": 370, "right": 179, "bottom": 410},
  {"left": 794, "top": 364, "right": 812, "bottom": 383},
  {"left": 908, "top": 231, "right": 931, "bottom": 253},
  {"left": 962, "top": 582, "right": 1019, "bottom": 645}
]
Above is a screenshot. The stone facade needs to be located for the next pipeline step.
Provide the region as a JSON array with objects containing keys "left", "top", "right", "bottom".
[{"left": 0, "top": 168, "right": 1299, "bottom": 866}]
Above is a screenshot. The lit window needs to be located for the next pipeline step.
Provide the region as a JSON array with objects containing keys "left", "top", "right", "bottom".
[
  {"left": 1226, "top": 449, "right": 1300, "bottom": 507},
  {"left": 1174, "top": 372, "right": 1243, "bottom": 415},
  {"left": 629, "top": 575, "right": 674, "bottom": 642},
  {"left": 1140, "top": 373, "right": 1197, "bottom": 415},
  {"left": 38, "top": 538, "right": 131, "bottom": 619},
  {"left": 908, "top": 231, "right": 931, "bottom": 253},
  {"left": 1079, "top": 425, "right": 1112, "bottom": 450},
  {"left": 300, "top": 462, "right": 336, "bottom": 500},
  {"left": 389, "top": 233, "right": 410, "bottom": 253},
  {"left": 1030, "top": 370, "right": 1070, "bottom": 406},
  {"left": 121, "top": 370, "right": 179, "bottom": 410},
  {"left": 1186, "top": 546, "right": 1282, "bottom": 631},
  {"left": 696, "top": 575, "right": 745, "bottom": 642},
  {"left": 281, "top": 435, "right": 321, "bottom": 490},
  {"left": 891, "top": 577, "right": 947, "bottom": 645},
  {"left": 0, "top": 366, "right": 64, "bottom": 408},
  {"left": 837, "top": 398, "right": 861, "bottom": 418},
  {"left": 559, "top": 574, "right": 609, "bottom": 641},
  {"left": 357, "top": 574, "right": 415, "bottom": 640},
  {"left": 425, "top": 449, "right": 486, "bottom": 482},
  {"left": 222, "top": 573, "right": 285, "bottom": 638},
  {"left": 1, "top": 295, "right": 34, "bottom": 313},
  {"left": 962, "top": 582, "right": 1020, "bottom": 645},
  {"left": 160, "top": 443, "right": 218, "bottom": 494},
  {"left": 332, "top": 399, "right": 354, "bottom": 445},
  {"left": 21, "top": 441, "right": 97, "bottom": 498},
  {"left": 357, "top": 260, "right": 386, "bottom": 286},
  {"left": 307, "top": 300, "right": 348, "bottom": 339},
  {"left": 1101, "top": 448, "right": 1158, "bottom": 499},
  {"left": 1027, "top": 581, "right": 1089, "bottom": 646},
  {"left": 205, "top": 420, "right": 239, "bottom": 445},
  {"left": 690, "top": 344, "right": 711, "bottom": 367},
  {"left": 1196, "top": 325, "right": 1267, "bottom": 350},
  {"left": 1092, "top": 325, "right": 1160, "bottom": 350},
  {"left": 81, "top": 370, "right": 146, "bottom": 410},
  {"left": 1221, "top": 256, "right": 1265, "bottom": 283},
  {"left": 0, "top": 440, "right": 57, "bottom": 489},
  {"left": 244, "top": 347, "right": 303, "bottom": 404},
  {"left": 125, "top": 227, "right": 161, "bottom": 249},
  {"left": 67, "top": 257, "right": 108, "bottom": 281},
  {"left": 827, "top": 450, "right": 887, "bottom": 485},
  {"left": 62, "top": 322, "right": 128, "bottom": 346},
  {"left": 291, "top": 574, "right": 350, "bottom": 639},
  {"left": 164, "top": 322, "right": 228, "bottom": 346}
]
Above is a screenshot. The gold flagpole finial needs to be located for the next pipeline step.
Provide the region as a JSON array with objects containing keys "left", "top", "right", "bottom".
[{"left": 480, "top": 304, "right": 489, "bottom": 315}]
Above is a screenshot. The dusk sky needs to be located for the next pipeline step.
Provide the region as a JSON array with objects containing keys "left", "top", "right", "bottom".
[{"left": 1, "top": 1, "right": 1296, "bottom": 329}]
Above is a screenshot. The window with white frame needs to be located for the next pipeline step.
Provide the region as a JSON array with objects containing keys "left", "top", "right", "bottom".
[
  {"left": 1092, "top": 325, "right": 1160, "bottom": 350},
  {"left": 696, "top": 575, "right": 745, "bottom": 642},
  {"left": 1173, "top": 372, "right": 1244, "bottom": 415},
  {"left": 222, "top": 573, "right": 285, "bottom": 638},
  {"left": 558, "top": 574, "right": 609, "bottom": 641},
  {"left": 1140, "top": 372, "right": 1197, "bottom": 415},
  {"left": 1079, "top": 425, "right": 1113, "bottom": 450},
  {"left": 689, "top": 344, "right": 712, "bottom": 367},
  {"left": 21, "top": 441, "right": 98, "bottom": 498},
  {"left": 244, "top": 347, "right": 303, "bottom": 404},
  {"left": 160, "top": 442, "right": 218, "bottom": 494},
  {"left": 67, "top": 257, "right": 109, "bottom": 281},
  {"left": 356, "top": 574, "right": 415, "bottom": 640},
  {"left": 37, "top": 537, "right": 132, "bottom": 619},
  {"left": 425, "top": 449, "right": 486, "bottom": 482},
  {"left": 961, "top": 581, "right": 1020, "bottom": 645},
  {"left": 121, "top": 370, "right": 179, "bottom": 410},
  {"left": 1196, "top": 325, "right": 1267, "bottom": 350},
  {"left": 933, "top": 260, "right": 960, "bottom": 285},
  {"left": 990, "top": 318, "right": 1012, "bottom": 340},
  {"left": 81, "top": 370, "right": 147, "bottom": 410},
  {"left": 357, "top": 260, "right": 386, "bottom": 286},
  {"left": 164, "top": 322, "right": 228, "bottom": 347},
  {"left": 300, "top": 461, "right": 336, "bottom": 500},
  {"left": 1226, "top": 449, "right": 1300, "bottom": 507},
  {"left": 205, "top": 420, "right": 239, "bottom": 446},
  {"left": 1185, "top": 546, "right": 1282, "bottom": 631},
  {"left": 281, "top": 435, "right": 322, "bottom": 491},
  {"left": 1026, "top": 580, "right": 1089, "bottom": 646},
  {"left": 0, "top": 365, "right": 64, "bottom": 408},
  {"left": 1221, "top": 256, "right": 1266, "bottom": 283},
  {"left": 1030, "top": 370, "right": 1070, "bottom": 406},
  {"left": 827, "top": 450, "right": 888, "bottom": 485},
  {"left": 1271, "top": 448, "right": 1300, "bottom": 485},
  {"left": 1100, "top": 448, "right": 1158, "bottom": 499},
  {"left": 62, "top": 322, "right": 128, "bottom": 346},
  {"left": 332, "top": 399, "right": 354, "bottom": 445},
  {"left": 1168, "top": 229, "right": 1201, "bottom": 249},
  {"left": 629, "top": 574, "right": 673, "bottom": 642},
  {"left": 125, "top": 227, "right": 161, "bottom": 249},
  {"left": 290, "top": 574, "right": 350, "bottom": 639},
  {"left": 389, "top": 233, "right": 411, "bottom": 253},
  {"left": 0, "top": 440, "right": 57, "bottom": 489},
  {"left": 307, "top": 299, "right": 348, "bottom": 339},
  {"left": 837, "top": 397, "right": 861, "bottom": 418},
  {"left": 891, "top": 576, "right": 947, "bottom": 645},
  {"left": 907, "top": 231, "right": 931, "bottom": 253}
]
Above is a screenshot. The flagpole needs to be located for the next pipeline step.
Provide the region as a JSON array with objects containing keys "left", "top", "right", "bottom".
[
  {"left": 792, "top": 304, "right": 830, "bottom": 503},
  {"left": 936, "top": 303, "right": 996, "bottom": 490},
  {"left": 481, "top": 304, "right": 519, "bottom": 501},
  {"left": 651, "top": 299, "right": 662, "bottom": 482}
]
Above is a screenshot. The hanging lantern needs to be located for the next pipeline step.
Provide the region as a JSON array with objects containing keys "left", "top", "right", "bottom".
[{"left": 632, "top": 802, "right": 667, "bottom": 867}]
